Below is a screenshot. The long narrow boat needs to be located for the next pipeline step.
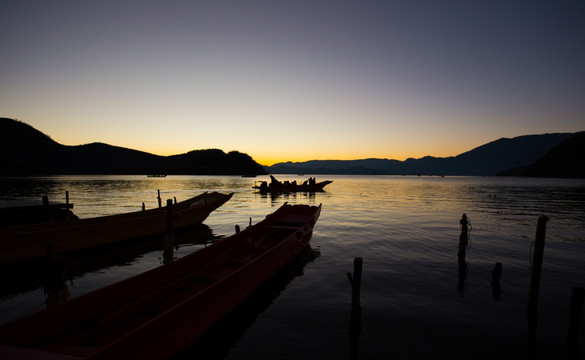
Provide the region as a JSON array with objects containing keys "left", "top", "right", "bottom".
[
  {"left": 0, "top": 192, "right": 233, "bottom": 265},
  {"left": 253, "top": 180, "right": 333, "bottom": 193},
  {"left": 0, "top": 202, "right": 321, "bottom": 359}
]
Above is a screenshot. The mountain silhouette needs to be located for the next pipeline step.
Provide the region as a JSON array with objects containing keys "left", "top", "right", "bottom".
[
  {"left": 497, "top": 132, "right": 585, "bottom": 178},
  {"left": 0, "top": 118, "right": 266, "bottom": 176},
  {"left": 267, "top": 132, "right": 584, "bottom": 177},
  {"left": 3, "top": 118, "right": 582, "bottom": 177}
]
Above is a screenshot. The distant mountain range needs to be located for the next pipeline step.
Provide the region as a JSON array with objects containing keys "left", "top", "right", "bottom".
[
  {"left": 498, "top": 132, "right": 585, "bottom": 178},
  {"left": 2, "top": 117, "right": 583, "bottom": 177},
  {"left": 267, "top": 131, "right": 585, "bottom": 177},
  {"left": 0, "top": 118, "right": 266, "bottom": 176}
]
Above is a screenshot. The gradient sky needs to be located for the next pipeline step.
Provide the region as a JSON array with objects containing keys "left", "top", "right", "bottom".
[{"left": 1, "top": 1, "right": 584, "bottom": 165}]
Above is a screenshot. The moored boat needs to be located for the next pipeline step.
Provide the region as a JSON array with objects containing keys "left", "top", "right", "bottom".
[
  {"left": 253, "top": 175, "right": 333, "bottom": 193},
  {"left": 0, "top": 202, "right": 321, "bottom": 359},
  {"left": 0, "top": 192, "right": 233, "bottom": 265}
]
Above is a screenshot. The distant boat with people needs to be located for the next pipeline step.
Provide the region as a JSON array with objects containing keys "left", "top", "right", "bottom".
[{"left": 253, "top": 175, "right": 333, "bottom": 193}]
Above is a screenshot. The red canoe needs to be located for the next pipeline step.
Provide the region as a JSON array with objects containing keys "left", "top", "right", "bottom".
[
  {"left": 0, "top": 192, "right": 233, "bottom": 265},
  {"left": 0, "top": 202, "right": 322, "bottom": 359}
]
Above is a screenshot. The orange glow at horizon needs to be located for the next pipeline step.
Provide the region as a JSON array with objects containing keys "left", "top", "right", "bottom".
[{"left": 3, "top": 2, "right": 583, "bottom": 170}]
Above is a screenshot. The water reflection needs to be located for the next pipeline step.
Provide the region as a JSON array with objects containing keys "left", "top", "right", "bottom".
[
  {"left": 1, "top": 175, "right": 584, "bottom": 358},
  {"left": 457, "top": 259, "right": 468, "bottom": 295},
  {"left": 256, "top": 190, "right": 320, "bottom": 205},
  {"left": 490, "top": 262, "right": 502, "bottom": 301},
  {"left": 0, "top": 178, "right": 63, "bottom": 204},
  {"left": 176, "top": 246, "right": 320, "bottom": 360},
  {"left": 0, "top": 224, "right": 215, "bottom": 300},
  {"left": 43, "top": 244, "right": 71, "bottom": 307}
]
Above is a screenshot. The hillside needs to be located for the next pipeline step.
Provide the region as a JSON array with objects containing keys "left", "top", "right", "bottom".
[
  {"left": 497, "top": 132, "right": 585, "bottom": 178},
  {"left": 268, "top": 132, "right": 584, "bottom": 177},
  {"left": 0, "top": 118, "right": 266, "bottom": 176}
]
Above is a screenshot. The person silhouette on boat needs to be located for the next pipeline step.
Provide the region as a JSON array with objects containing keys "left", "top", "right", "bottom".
[
  {"left": 270, "top": 175, "right": 281, "bottom": 187},
  {"left": 258, "top": 181, "right": 268, "bottom": 191}
]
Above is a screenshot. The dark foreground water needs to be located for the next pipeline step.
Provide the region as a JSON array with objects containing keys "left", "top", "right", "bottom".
[{"left": 0, "top": 175, "right": 584, "bottom": 359}]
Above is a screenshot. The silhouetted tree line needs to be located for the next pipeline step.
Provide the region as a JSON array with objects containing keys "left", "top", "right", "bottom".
[{"left": 0, "top": 118, "right": 266, "bottom": 176}]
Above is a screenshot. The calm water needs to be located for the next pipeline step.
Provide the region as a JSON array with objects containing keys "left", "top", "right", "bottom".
[{"left": 1, "top": 175, "right": 584, "bottom": 359}]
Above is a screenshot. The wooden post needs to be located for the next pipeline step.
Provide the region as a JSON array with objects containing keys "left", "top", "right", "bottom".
[
  {"left": 174, "top": 196, "right": 177, "bottom": 204},
  {"left": 347, "top": 257, "right": 363, "bottom": 360},
  {"left": 235, "top": 224, "right": 241, "bottom": 233},
  {"left": 65, "top": 191, "right": 69, "bottom": 207},
  {"left": 458, "top": 213, "right": 469, "bottom": 261},
  {"left": 350, "top": 257, "right": 363, "bottom": 309},
  {"left": 346, "top": 258, "right": 363, "bottom": 308},
  {"left": 527, "top": 215, "right": 548, "bottom": 359},
  {"left": 163, "top": 199, "right": 175, "bottom": 264},
  {"left": 567, "top": 287, "right": 585, "bottom": 359},
  {"left": 157, "top": 190, "right": 162, "bottom": 208},
  {"left": 142, "top": 202, "right": 145, "bottom": 211}
]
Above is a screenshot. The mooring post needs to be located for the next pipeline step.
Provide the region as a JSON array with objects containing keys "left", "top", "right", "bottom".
[
  {"left": 157, "top": 190, "right": 162, "bottom": 208},
  {"left": 142, "top": 202, "right": 145, "bottom": 211},
  {"left": 65, "top": 191, "right": 69, "bottom": 207},
  {"left": 458, "top": 213, "right": 469, "bottom": 261},
  {"left": 527, "top": 215, "right": 549, "bottom": 359},
  {"left": 567, "top": 287, "right": 585, "bottom": 360},
  {"left": 163, "top": 199, "right": 175, "bottom": 263},
  {"left": 351, "top": 257, "right": 363, "bottom": 309},
  {"left": 235, "top": 224, "right": 241, "bottom": 233}
]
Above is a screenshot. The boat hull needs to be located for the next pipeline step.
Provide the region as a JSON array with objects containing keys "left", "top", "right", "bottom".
[
  {"left": 0, "top": 203, "right": 321, "bottom": 359},
  {"left": 253, "top": 180, "right": 333, "bottom": 193},
  {"left": 0, "top": 192, "right": 233, "bottom": 264}
]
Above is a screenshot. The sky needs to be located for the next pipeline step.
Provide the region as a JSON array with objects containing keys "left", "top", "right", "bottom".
[{"left": 1, "top": 1, "right": 584, "bottom": 166}]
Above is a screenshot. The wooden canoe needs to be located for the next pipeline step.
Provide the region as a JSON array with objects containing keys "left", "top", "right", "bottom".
[
  {"left": 0, "top": 192, "right": 233, "bottom": 265},
  {"left": 0, "top": 202, "right": 321, "bottom": 359},
  {"left": 253, "top": 180, "right": 333, "bottom": 193}
]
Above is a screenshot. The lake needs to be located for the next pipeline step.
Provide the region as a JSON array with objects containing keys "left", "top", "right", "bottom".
[{"left": 1, "top": 175, "right": 584, "bottom": 359}]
